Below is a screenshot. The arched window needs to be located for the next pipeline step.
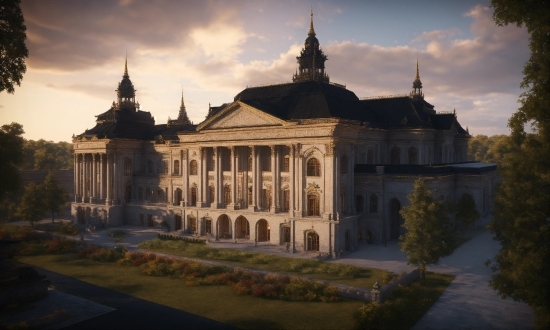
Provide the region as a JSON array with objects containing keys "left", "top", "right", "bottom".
[
  {"left": 138, "top": 187, "right": 143, "bottom": 200},
  {"left": 145, "top": 188, "right": 151, "bottom": 201},
  {"left": 175, "top": 188, "right": 182, "bottom": 205},
  {"left": 307, "top": 158, "right": 320, "bottom": 176},
  {"left": 224, "top": 185, "right": 231, "bottom": 205},
  {"left": 340, "top": 156, "right": 348, "bottom": 174},
  {"left": 307, "top": 194, "right": 320, "bottom": 216},
  {"left": 356, "top": 195, "right": 364, "bottom": 213},
  {"left": 408, "top": 147, "right": 418, "bottom": 165},
  {"left": 174, "top": 160, "right": 180, "bottom": 175},
  {"left": 189, "top": 160, "right": 198, "bottom": 175},
  {"left": 307, "top": 231, "right": 319, "bottom": 251},
  {"left": 370, "top": 194, "right": 378, "bottom": 213},
  {"left": 390, "top": 147, "right": 400, "bottom": 164},
  {"left": 367, "top": 149, "right": 374, "bottom": 164}
]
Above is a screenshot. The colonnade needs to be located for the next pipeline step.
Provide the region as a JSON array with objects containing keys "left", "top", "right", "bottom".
[{"left": 74, "top": 153, "right": 118, "bottom": 204}]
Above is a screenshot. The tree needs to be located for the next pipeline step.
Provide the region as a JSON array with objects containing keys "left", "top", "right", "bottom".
[
  {"left": 0, "top": 123, "right": 25, "bottom": 199},
  {"left": 468, "top": 134, "right": 513, "bottom": 165},
  {"left": 21, "top": 139, "right": 74, "bottom": 171},
  {"left": 16, "top": 182, "right": 45, "bottom": 227},
  {"left": 455, "top": 193, "right": 480, "bottom": 227},
  {"left": 487, "top": 1, "right": 550, "bottom": 328},
  {"left": 399, "top": 179, "right": 458, "bottom": 279},
  {"left": 40, "top": 171, "right": 67, "bottom": 223},
  {"left": 0, "top": 0, "right": 29, "bottom": 94}
]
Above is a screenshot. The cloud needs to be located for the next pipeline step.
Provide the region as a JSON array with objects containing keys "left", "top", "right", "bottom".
[{"left": 22, "top": 0, "right": 244, "bottom": 71}]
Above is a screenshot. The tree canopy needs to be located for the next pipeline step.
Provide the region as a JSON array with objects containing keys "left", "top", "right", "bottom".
[
  {"left": 0, "top": 0, "right": 28, "bottom": 94},
  {"left": 488, "top": 0, "right": 550, "bottom": 328},
  {"left": 16, "top": 181, "right": 45, "bottom": 227},
  {"left": 41, "top": 171, "right": 67, "bottom": 223},
  {"left": 21, "top": 139, "right": 74, "bottom": 171},
  {"left": 0, "top": 123, "right": 25, "bottom": 199},
  {"left": 467, "top": 134, "right": 513, "bottom": 166},
  {"left": 399, "top": 179, "right": 458, "bottom": 278}
]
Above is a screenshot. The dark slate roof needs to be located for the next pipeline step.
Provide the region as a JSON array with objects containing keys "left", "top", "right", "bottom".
[
  {"left": 355, "top": 162, "right": 496, "bottom": 175},
  {"left": 79, "top": 107, "right": 197, "bottom": 141},
  {"left": 232, "top": 81, "right": 467, "bottom": 133}
]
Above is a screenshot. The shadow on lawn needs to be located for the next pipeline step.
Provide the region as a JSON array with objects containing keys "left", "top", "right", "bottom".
[{"left": 229, "top": 317, "right": 283, "bottom": 330}]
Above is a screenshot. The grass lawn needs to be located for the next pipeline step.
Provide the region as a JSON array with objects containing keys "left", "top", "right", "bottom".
[
  {"left": 138, "top": 238, "right": 392, "bottom": 289},
  {"left": 18, "top": 255, "right": 364, "bottom": 330}
]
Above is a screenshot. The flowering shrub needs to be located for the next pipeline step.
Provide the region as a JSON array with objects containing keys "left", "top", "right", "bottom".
[
  {"left": 46, "top": 237, "right": 79, "bottom": 254},
  {"left": 78, "top": 244, "right": 127, "bottom": 262}
]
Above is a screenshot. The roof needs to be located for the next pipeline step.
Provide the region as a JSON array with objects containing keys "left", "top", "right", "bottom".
[{"left": 355, "top": 162, "right": 497, "bottom": 175}]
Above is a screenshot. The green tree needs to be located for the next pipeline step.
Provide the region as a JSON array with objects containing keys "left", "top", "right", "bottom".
[
  {"left": 399, "top": 179, "right": 457, "bottom": 279},
  {"left": 16, "top": 182, "right": 45, "bottom": 227},
  {"left": 455, "top": 193, "right": 480, "bottom": 227},
  {"left": 468, "top": 134, "right": 512, "bottom": 165},
  {"left": 0, "top": 0, "right": 28, "bottom": 94},
  {"left": 0, "top": 123, "right": 25, "bottom": 199},
  {"left": 487, "top": 1, "right": 550, "bottom": 328},
  {"left": 40, "top": 171, "right": 67, "bottom": 223},
  {"left": 21, "top": 139, "right": 74, "bottom": 170}
]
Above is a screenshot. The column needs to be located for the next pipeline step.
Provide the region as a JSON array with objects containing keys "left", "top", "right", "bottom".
[
  {"left": 296, "top": 145, "right": 303, "bottom": 215},
  {"left": 348, "top": 146, "right": 355, "bottom": 214},
  {"left": 255, "top": 147, "right": 261, "bottom": 210},
  {"left": 182, "top": 149, "right": 189, "bottom": 206},
  {"left": 113, "top": 153, "right": 118, "bottom": 203},
  {"left": 83, "top": 154, "right": 88, "bottom": 201},
  {"left": 230, "top": 146, "right": 237, "bottom": 209},
  {"left": 99, "top": 153, "right": 104, "bottom": 200},
  {"left": 270, "top": 145, "right": 277, "bottom": 213},
  {"left": 215, "top": 147, "right": 222, "bottom": 207},
  {"left": 92, "top": 154, "right": 97, "bottom": 202},
  {"left": 200, "top": 148, "right": 208, "bottom": 207},
  {"left": 334, "top": 148, "right": 341, "bottom": 219},
  {"left": 249, "top": 146, "right": 257, "bottom": 211},
  {"left": 289, "top": 144, "right": 295, "bottom": 216},
  {"left": 106, "top": 153, "right": 111, "bottom": 204}
]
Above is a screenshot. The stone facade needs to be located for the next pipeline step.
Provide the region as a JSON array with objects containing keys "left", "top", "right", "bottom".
[{"left": 71, "top": 15, "right": 496, "bottom": 257}]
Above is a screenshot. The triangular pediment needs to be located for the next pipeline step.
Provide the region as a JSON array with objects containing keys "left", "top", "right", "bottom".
[{"left": 197, "top": 101, "right": 287, "bottom": 131}]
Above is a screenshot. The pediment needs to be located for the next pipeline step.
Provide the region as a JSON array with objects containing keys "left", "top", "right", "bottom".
[{"left": 198, "top": 101, "right": 286, "bottom": 131}]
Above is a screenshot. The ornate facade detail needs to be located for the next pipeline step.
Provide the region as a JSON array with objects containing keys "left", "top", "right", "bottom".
[{"left": 292, "top": 9, "right": 329, "bottom": 83}]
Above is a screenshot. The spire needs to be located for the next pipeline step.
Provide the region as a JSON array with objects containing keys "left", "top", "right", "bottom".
[
  {"left": 177, "top": 89, "right": 190, "bottom": 124},
  {"left": 308, "top": 7, "right": 316, "bottom": 37},
  {"left": 410, "top": 57, "right": 424, "bottom": 101},
  {"left": 123, "top": 51, "right": 129, "bottom": 78}
]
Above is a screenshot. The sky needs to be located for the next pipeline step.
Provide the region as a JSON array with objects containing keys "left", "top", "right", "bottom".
[{"left": 0, "top": 0, "right": 530, "bottom": 142}]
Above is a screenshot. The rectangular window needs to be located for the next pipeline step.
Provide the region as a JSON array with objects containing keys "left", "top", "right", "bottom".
[
  {"left": 147, "top": 214, "right": 154, "bottom": 227},
  {"left": 163, "top": 160, "right": 168, "bottom": 174},
  {"left": 283, "top": 226, "right": 290, "bottom": 243},
  {"left": 283, "top": 190, "right": 290, "bottom": 212},
  {"left": 205, "top": 219, "right": 212, "bottom": 234},
  {"left": 124, "top": 159, "right": 132, "bottom": 175},
  {"left": 283, "top": 157, "right": 290, "bottom": 172}
]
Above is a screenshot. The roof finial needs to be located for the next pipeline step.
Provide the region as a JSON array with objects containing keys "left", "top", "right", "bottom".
[
  {"left": 180, "top": 88, "right": 185, "bottom": 108},
  {"left": 308, "top": 7, "right": 315, "bottom": 36},
  {"left": 124, "top": 51, "right": 129, "bottom": 78}
]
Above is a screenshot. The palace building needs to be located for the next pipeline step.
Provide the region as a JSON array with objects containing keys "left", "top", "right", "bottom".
[{"left": 71, "top": 13, "right": 496, "bottom": 255}]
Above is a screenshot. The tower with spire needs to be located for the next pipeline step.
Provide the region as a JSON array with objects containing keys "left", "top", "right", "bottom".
[
  {"left": 409, "top": 59, "right": 424, "bottom": 102},
  {"left": 115, "top": 55, "right": 137, "bottom": 111},
  {"left": 292, "top": 9, "right": 329, "bottom": 83},
  {"left": 169, "top": 90, "right": 191, "bottom": 126}
]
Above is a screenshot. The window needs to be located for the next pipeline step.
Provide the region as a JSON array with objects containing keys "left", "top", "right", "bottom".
[
  {"left": 340, "top": 156, "right": 348, "bottom": 174},
  {"left": 190, "top": 160, "right": 198, "bottom": 175},
  {"left": 408, "top": 147, "right": 418, "bottom": 165},
  {"left": 307, "top": 231, "right": 319, "bottom": 251},
  {"left": 147, "top": 214, "right": 154, "bottom": 227},
  {"left": 205, "top": 219, "right": 212, "bottom": 234},
  {"left": 124, "top": 159, "right": 132, "bottom": 175},
  {"left": 190, "top": 187, "right": 197, "bottom": 206},
  {"left": 370, "top": 194, "right": 378, "bottom": 213},
  {"left": 138, "top": 187, "right": 143, "bottom": 200},
  {"left": 283, "top": 226, "right": 291, "bottom": 243},
  {"left": 367, "top": 149, "right": 374, "bottom": 164},
  {"left": 209, "top": 186, "right": 215, "bottom": 204},
  {"left": 356, "top": 195, "right": 364, "bottom": 212},
  {"left": 147, "top": 160, "right": 154, "bottom": 173},
  {"left": 283, "top": 156, "right": 290, "bottom": 172},
  {"left": 224, "top": 185, "right": 231, "bottom": 205},
  {"left": 283, "top": 190, "right": 290, "bottom": 212},
  {"left": 163, "top": 160, "right": 168, "bottom": 174},
  {"left": 157, "top": 189, "right": 164, "bottom": 202},
  {"left": 145, "top": 188, "right": 151, "bottom": 201},
  {"left": 390, "top": 147, "right": 400, "bottom": 164},
  {"left": 173, "top": 160, "right": 180, "bottom": 175},
  {"left": 307, "top": 158, "right": 320, "bottom": 176},
  {"left": 307, "top": 194, "right": 320, "bottom": 216}
]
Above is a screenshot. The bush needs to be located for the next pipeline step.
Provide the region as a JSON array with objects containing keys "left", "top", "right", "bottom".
[
  {"left": 107, "top": 230, "right": 126, "bottom": 238},
  {"left": 0, "top": 225, "right": 35, "bottom": 241},
  {"left": 46, "top": 237, "right": 79, "bottom": 254},
  {"left": 57, "top": 222, "right": 80, "bottom": 236},
  {"left": 78, "top": 244, "right": 127, "bottom": 262}
]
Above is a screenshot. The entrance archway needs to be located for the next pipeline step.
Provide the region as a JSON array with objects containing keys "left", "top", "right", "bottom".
[
  {"left": 235, "top": 216, "right": 250, "bottom": 239},
  {"left": 389, "top": 198, "right": 403, "bottom": 239},
  {"left": 306, "top": 231, "right": 319, "bottom": 251},
  {"left": 218, "top": 214, "right": 231, "bottom": 238},
  {"left": 257, "top": 219, "right": 269, "bottom": 242}
]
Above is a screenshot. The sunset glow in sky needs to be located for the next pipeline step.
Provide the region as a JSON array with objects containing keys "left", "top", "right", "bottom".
[{"left": 0, "top": 0, "right": 529, "bottom": 142}]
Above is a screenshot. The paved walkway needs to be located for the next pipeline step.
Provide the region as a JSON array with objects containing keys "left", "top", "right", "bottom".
[{"left": 334, "top": 230, "right": 535, "bottom": 330}]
